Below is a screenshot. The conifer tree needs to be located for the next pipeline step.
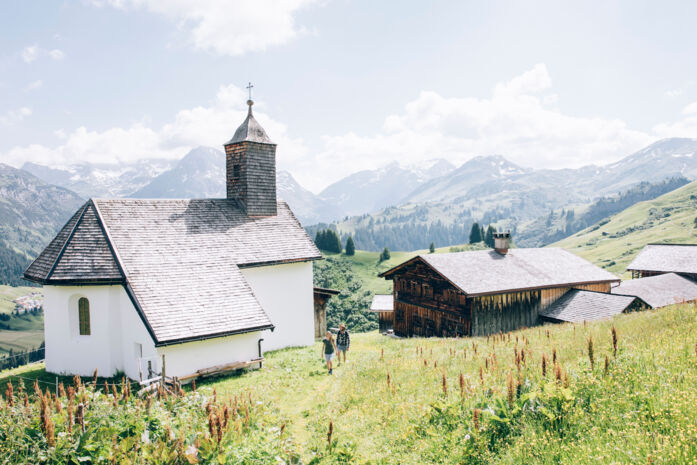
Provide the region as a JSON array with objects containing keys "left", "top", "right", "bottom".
[
  {"left": 379, "top": 247, "right": 391, "bottom": 262},
  {"left": 469, "top": 222, "right": 482, "bottom": 244},
  {"left": 484, "top": 225, "right": 497, "bottom": 248},
  {"left": 429, "top": 242, "right": 435, "bottom": 253},
  {"left": 345, "top": 236, "right": 355, "bottom": 256}
]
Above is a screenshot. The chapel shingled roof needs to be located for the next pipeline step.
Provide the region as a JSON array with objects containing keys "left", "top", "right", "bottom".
[
  {"left": 612, "top": 272, "right": 697, "bottom": 308},
  {"left": 379, "top": 248, "right": 619, "bottom": 296},
  {"left": 539, "top": 289, "right": 642, "bottom": 323},
  {"left": 626, "top": 244, "right": 697, "bottom": 274},
  {"left": 24, "top": 199, "right": 321, "bottom": 345}
]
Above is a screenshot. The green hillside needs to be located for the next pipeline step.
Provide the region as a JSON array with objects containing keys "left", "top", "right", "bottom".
[
  {"left": 2, "top": 303, "right": 696, "bottom": 464},
  {"left": 554, "top": 180, "right": 697, "bottom": 275}
]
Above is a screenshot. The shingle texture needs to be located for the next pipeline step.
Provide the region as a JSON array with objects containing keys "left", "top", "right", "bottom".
[
  {"left": 370, "top": 294, "right": 394, "bottom": 312},
  {"left": 612, "top": 272, "right": 697, "bottom": 308},
  {"left": 50, "top": 203, "right": 123, "bottom": 282},
  {"left": 626, "top": 244, "right": 697, "bottom": 274},
  {"left": 539, "top": 290, "right": 638, "bottom": 323},
  {"left": 25, "top": 199, "right": 321, "bottom": 344},
  {"left": 226, "top": 107, "right": 273, "bottom": 145},
  {"left": 24, "top": 203, "right": 89, "bottom": 280},
  {"left": 389, "top": 248, "right": 619, "bottom": 296}
]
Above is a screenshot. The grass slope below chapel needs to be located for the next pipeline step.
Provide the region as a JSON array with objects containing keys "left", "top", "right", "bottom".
[
  {"left": 204, "top": 303, "right": 697, "bottom": 463},
  {"left": 553, "top": 179, "right": 697, "bottom": 275}
]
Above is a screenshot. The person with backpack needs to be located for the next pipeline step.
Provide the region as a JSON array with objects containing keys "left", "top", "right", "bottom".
[
  {"left": 322, "top": 330, "right": 337, "bottom": 374},
  {"left": 336, "top": 323, "right": 350, "bottom": 366}
]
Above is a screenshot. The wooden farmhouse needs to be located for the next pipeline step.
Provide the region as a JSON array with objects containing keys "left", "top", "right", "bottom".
[
  {"left": 626, "top": 243, "right": 697, "bottom": 279},
  {"left": 23, "top": 98, "right": 323, "bottom": 382},
  {"left": 378, "top": 233, "right": 625, "bottom": 337}
]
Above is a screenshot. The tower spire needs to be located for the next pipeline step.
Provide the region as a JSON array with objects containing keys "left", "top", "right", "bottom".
[{"left": 246, "top": 82, "right": 254, "bottom": 114}]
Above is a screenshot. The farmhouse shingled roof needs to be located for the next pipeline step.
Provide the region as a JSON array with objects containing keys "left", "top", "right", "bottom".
[
  {"left": 226, "top": 102, "right": 273, "bottom": 145},
  {"left": 24, "top": 199, "right": 321, "bottom": 345},
  {"left": 626, "top": 244, "right": 697, "bottom": 274},
  {"left": 539, "top": 289, "right": 641, "bottom": 323},
  {"left": 380, "top": 248, "right": 619, "bottom": 296},
  {"left": 612, "top": 272, "right": 697, "bottom": 308},
  {"left": 370, "top": 294, "right": 394, "bottom": 312}
]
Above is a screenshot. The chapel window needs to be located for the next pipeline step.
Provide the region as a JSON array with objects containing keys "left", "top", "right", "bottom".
[{"left": 78, "top": 297, "right": 91, "bottom": 336}]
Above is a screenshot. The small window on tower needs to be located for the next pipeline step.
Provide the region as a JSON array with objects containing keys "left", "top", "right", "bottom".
[{"left": 233, "top": 164, "right": 241, "bottom": 178}]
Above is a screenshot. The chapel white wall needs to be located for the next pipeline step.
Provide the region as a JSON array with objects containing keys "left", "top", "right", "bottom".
[
  {"left": 156, "top": 331, "right": 262, "bottom": 379},
  {"left": 43, "top": 285, "right": 156, "bottom": 379},
  {"left": 241, "top": 261, "right": 315, "bottom": 351},
  {"left": 44, "top": 285, "right": 267, "bottom": 380}
]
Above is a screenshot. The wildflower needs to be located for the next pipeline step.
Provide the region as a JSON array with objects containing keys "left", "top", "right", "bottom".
[
  {"left": 506, "top": 372, "right": 514, "bottom": 405},
  {"left": 459, "top": 372, "right": 465, "bottom": 398},
  {"left": 441, "top": 371, "right": 447, "bottom": 396},
  {"left": 141, "top": 429, "right": 151, "bottom": 444},
  {"left": 327, "top": 420, "right": 333, "bottom": 445},
  {"left": 465, "top": 434, "right": 471, "bottom": 441},
  {"left": 185, "top": 444, "right": 198, "bottom": 461},
  {"left": 611, "top": 326, "right": 618, "bottom": 357},
  {"left": 552, "top": 347, "right": 557, "bottom": 364},
  {"left": 473, "top": 408, "right": 481, "bottom": 431},
  {"left": 604, "top": 355, "right": 609, "bottom": 376},
  {"left": 541, "top": 354, "right": 548, "bottom": 377},
  {"left": 587, "top": 336, "right": 595, "bottom": 370}
]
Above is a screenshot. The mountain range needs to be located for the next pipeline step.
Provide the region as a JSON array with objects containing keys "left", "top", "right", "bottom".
[
  {"left": 0, "top": 164, "right": 84, "bottom": 285},
  {"left": 22, "top": 147, "right": 457, "bottom": 225}
]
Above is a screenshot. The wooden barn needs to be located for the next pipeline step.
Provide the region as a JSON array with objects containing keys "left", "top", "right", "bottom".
[
  {"left": 378, "top": 233, "right": 620, "bottom": 337},
  {"left": 626, "top": 243, "right": 697, "bottom": 279},
  {"left": 370, "top": 294, "right": 394, "bottom": 333}
]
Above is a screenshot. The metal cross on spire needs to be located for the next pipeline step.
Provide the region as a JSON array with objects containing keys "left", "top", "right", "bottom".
[{"left": 246, "top": 82, "right": 254, "bottom": 101}]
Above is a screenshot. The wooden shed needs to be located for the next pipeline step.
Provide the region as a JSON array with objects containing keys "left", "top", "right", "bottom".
[
  {"left": 370, "top": 294, "right": 394, "bottom": 332},
  {"left": 626, "top": 244, "right": 697, "bottom": 279},
  {"left": 313, "top": 287, "right": 339, "bottom": 339},
  {"left": 612, "top": 272, "right": 697, "bottom": 308},
  {"left": 378, "top": 236, "right": 620, "bottom": 337}
]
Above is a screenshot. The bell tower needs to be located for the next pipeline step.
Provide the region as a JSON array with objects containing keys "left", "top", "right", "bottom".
[{"left": 224, "top": 85, "right": 277, "bottom": 217}]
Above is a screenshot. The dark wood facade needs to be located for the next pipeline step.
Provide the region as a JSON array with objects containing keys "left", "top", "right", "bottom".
[
  {"left": 388, "top": 259, "right": 612, "bottom": 337},
  {"left": 376, "top": 312, "right": 393, "bottom": 333}
]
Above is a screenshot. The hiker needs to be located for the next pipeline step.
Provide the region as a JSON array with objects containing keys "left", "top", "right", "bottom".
[
  {"left": 322, "top": 330, "right": 337, "bottom": 374},
  {"left": 336, "top": 323, "right": 350, "bottom": 365}
]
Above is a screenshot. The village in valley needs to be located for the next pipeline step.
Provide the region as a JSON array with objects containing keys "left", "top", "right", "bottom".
[{"left": 2, "top": 2, "right": 697, "bottom": 464}]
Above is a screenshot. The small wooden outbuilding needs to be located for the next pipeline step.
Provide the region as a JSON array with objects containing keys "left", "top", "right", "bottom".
[
  {"left": 612, "top": 272, "right": 697, "bottom": 308},
  {"left": 313, "top": 287, "right": 339, "bottom": 339},
  {"left": 626, "top": 244, "right": 697, "bottom": 279},
  {"left": 370, "top": 294, "right": 394, "bottom": 332}
]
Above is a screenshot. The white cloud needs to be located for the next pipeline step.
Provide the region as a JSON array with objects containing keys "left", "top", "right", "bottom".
[
  {"left": 21, "top": 45, "right": 39, "bottom": 63},
  {"left": 292, "top": 64, "right": 655, "bottom": 191},
  {"left": 0, "top": 107, "right": 32, "bottom": 125},
  {"left": 1, "top": 84, "right": 307, "bottom": 170},
  {"left": 20, "top": 45, "right": 65, "bottom": 63},
  {"left": 24, "top": 80, "right": 43, "bottom": 92},
  {"left": 653, "top": 101, "right": 697, "bottom": 137},
  {"left": 93, "top": 0, "right": 317, "bottom": 56},
  {"left": 49, "top": 49, "right": 65, "bottom": 60}
]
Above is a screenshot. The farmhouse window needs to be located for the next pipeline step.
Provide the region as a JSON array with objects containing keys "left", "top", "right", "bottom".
[
  {"left": 232, "top": 164, "right": 241, "bottom": 179},
  {"left": 78, "top": 297, "right": 91, "bottom": 336}
]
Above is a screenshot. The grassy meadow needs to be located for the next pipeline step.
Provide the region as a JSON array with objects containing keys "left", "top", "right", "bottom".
[
  {"left": 0, "top": 285, "right": 43, "bottom": 355},
  {"left": 3, "top": 302, "right": 697, "bottom": 464},
  {"left": 554, "top": 180, "right": 697, "bottom": 275}
]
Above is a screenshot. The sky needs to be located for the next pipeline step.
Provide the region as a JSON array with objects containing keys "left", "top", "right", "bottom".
[{"left": 1, "top": 0, "right": 697, "bottom": 193}]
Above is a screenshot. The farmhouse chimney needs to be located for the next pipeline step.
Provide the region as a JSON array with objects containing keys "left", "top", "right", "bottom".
[
  {"left": 224, "top": 97, "right": 277, "bottom": 217},
  {"left": 493, "top": 232, "right": 511, "bottom": 255}
]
